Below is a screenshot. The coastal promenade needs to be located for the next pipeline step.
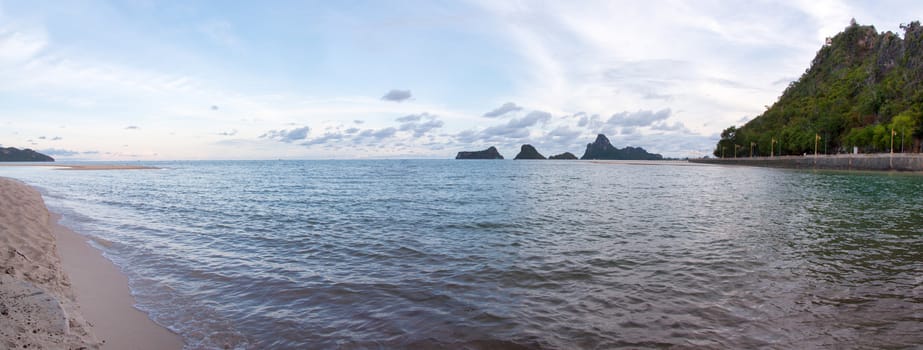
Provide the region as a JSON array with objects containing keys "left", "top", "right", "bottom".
[{"left": 689, "top": 153, "right": 923, "bottom": 171}]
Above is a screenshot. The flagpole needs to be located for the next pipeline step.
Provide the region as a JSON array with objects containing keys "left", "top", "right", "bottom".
[
  {"left": 891, "top": 128, "right": 896, "bottom": 169},
  {"left": 814, "top": 133, "right": 820, "bottom": 166}
]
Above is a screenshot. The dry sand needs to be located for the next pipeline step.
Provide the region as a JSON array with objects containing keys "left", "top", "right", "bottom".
[{"left": 0, "top": 177, "right": 182, "bottom": 349}]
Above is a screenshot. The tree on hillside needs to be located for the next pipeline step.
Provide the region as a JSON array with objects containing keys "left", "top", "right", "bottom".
[{"left": 714, "top": 126, "right": 738, "bottom": 158}]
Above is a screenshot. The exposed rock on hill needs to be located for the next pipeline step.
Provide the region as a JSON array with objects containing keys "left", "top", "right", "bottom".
[
  {"left": 513, "top": 144, "right": 546, "bottom": 160},
  {"left": 455, "top": 146, "right": 504, "bottom": 159}
]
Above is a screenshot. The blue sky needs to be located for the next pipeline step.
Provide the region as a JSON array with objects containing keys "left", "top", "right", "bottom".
[{"left": 2, "top": 0, "right": 921, "bottom": 160}]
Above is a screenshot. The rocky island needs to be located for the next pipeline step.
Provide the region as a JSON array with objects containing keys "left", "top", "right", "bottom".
[
  {"left": 548, "top": 152, "right": 578, "bottom": 160},
  {"left": 0, "top": 147, "right": 54, "bottom": 162},
  {"left": 454, "top": 134, "right": 663, "bottom": 161},
  {"left": 580, "top": 134, "right": 663, "bottom": 160},
  {"left": 455, "top": 146, "right": 504, "bottom": 159},
  {"left": 513, "top": 144, "right": 546, "bottom": 160}
]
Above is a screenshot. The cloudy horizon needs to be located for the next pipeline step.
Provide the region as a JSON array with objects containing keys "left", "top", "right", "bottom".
[{"left": 2, "top": 0, "right": 921, "bottom": 160}]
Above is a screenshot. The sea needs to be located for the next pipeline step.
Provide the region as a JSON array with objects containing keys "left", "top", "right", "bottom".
[{"left": 1, "top": 160, "right": 921, "bottom": 349}]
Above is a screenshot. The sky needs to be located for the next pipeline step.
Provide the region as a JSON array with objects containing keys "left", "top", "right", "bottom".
[{"left": 1, "top": 0, "right": 921, "bottom": 160}]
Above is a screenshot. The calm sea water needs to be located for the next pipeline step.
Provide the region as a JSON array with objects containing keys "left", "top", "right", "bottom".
[{"left": 2, "top": 160, "right": 921, "bottom": 349}]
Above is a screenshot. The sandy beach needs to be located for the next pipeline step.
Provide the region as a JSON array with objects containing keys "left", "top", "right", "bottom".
[{"left": 0, "top": 177, "right": 182, "bottom": 349}]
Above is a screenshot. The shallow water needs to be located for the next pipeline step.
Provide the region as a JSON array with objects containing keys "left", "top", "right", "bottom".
[{"left": 3, "top": 160, "right": 921, "bottom": 349}]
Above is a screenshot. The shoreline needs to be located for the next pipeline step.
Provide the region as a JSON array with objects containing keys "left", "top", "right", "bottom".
[
  {"left": 0, "top": 177, "right": 182, "bottom": 349},
  {"left": 53, "top": 213, "right": 185, "bottom": 350},
  {"left": 689, "top": 153, "right": 923, "bottom": 172},
  {"left": 0, "top": 163, "right": 160, "bottom": 170},
  {"left": 589, "top": 160, "right": 706, "bottom": 166}
]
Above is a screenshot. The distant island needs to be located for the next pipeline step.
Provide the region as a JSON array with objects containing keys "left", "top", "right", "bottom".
[
  {"left": 455, "top": 134, "right": 662, "bottom": 160},
  {"left": 514, "top": 144, "right": 545, "bottom": 159},
  {"left": 0, "top": 147, "right": 54, "bottom": 162},
  {"left": 456, "top": 146, "right": 504, "bottom": 159},
  {"left": 549, "top": 152, "right": 578, "bottom": 160},
  {"left": 580, "top": 134, "right": 663, "bottom": 160}
]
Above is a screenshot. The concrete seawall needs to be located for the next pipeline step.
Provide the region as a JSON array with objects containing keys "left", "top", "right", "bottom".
[{"left": 689, "top": 154, "right": 923, "bottom": 171}]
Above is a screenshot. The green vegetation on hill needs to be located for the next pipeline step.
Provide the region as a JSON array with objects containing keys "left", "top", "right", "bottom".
[
  {"left": 715, "top": 20, "right": 923, "bottom": 157},
  {"left": 0, "top": 147, "right": 54, "bottom": 162}
]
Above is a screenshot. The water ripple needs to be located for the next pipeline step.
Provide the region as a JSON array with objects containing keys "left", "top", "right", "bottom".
[{"left": 4, "top": 160, "right": 921, "bottom": 349}]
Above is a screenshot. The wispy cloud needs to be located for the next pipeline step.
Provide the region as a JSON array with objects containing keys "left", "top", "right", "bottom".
[
  {"left": 300, "top": 112, "right": 446, "bottom": 149},
  {"left": 355, "top": 127, "right": 398, "bottom": 144},
  {"left": 261, "top": 126, "right": 311, "bottom": 143},
  {"left": 39, "top": 148, "right": 99, "bottom": 157},
  {"left": 0, "top": 22, "right": 46, "bottom": 63},
  {"left": 606, "top": 109, "right": 671, "bottom": 128},
  {"left": 651, "top": 121, "right": 690, "bottom": 132},
  {"left": 454, "top": 110, "right": 552, "bottom": 146},
  {"left": 397, "top": 113, "right": 444, "bottom": 137},
  {"left": 483, "top": 102, "right": 522, "bottom": 118}
]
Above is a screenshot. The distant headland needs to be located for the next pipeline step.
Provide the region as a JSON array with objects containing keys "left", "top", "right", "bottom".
[
  {"left": 456, "top": 146, "right": 504, "bottom": 159},
  {"left": 711, "top": 20, "right": 923, "bottom": 158},
  {"left": 690, "top": 20, "right": 923, "bottom": 172},
  {"left": 0, "top": 147, "right": 54, "bottom": 162},
  {"left": 455, "top": 134, "right": 662, "bottom": 160}
]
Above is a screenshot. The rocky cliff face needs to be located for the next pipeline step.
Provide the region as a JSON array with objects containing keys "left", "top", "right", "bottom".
[
  {"left": 0, "top": 147, "right": 54, "bottom": 162},
  {"left": 548, "top": 152, "right": 578, "bottom": 160},
  {"left": 455, "top": 146, "right": 504, "bottom": 159},
  {"left": 581, "top": 134, "right": 617, "bottom": 159},
  {"left": 513, "top": 144, "right": 546, "bottom": 160},
  {"left": 580, "top": 134, "right": 663, "bottom": 160}
]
